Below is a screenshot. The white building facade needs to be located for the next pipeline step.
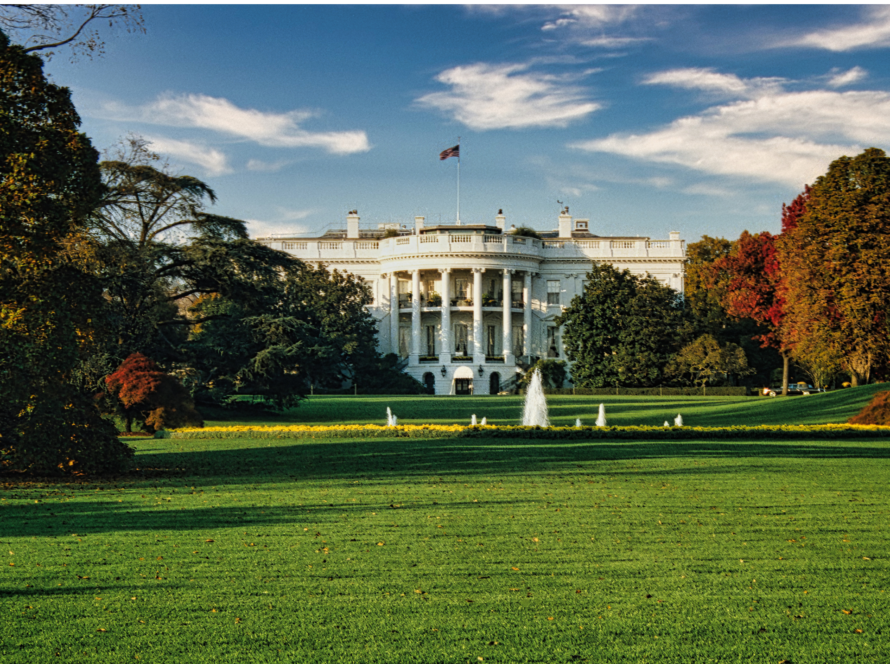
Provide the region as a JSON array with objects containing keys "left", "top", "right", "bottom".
[{"left": 257, "top": 210, "right": 685, "bottom": 395}]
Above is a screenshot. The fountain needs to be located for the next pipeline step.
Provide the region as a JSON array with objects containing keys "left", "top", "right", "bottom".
[
  {"left": 596, "top": 403, "right": 607, "bottom": 427},
  {"left": 521, "top": 369, "right": 550, "bottom": 427},
  {"left": 663, "top": 421, "right": 670, "bottom": 427},
  {"left": 386, "top": 407, "right": 397, "bottom": 427},
  {"left": 575, "top": 418, "right": 582, "bottom": 428},
  {"left": 674, "top": 413, "right": 683, "bottom": 427},
  {"left": 481, "top": 417, "right": 487, "bottom": 426},
  {"left": 471, "top": 414, "right": 477, "bottom": 426}
]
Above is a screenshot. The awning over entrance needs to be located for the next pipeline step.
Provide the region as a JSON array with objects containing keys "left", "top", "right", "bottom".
[{"left": 451, "top": 365, "right": 474, "bottom": 395}]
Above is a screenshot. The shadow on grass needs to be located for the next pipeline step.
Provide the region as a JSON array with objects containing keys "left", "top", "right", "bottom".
[
  {"left": 5, "top": 438, "right": 889, "bottom": 538},
  {"left": 132, "top": 436, "right": 890, "bottom": 485}
]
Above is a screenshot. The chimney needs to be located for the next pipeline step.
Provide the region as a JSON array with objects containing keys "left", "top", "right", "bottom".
[
  {"left": 558, "top": 210, "right": 573, "bottom": 238},
  {"left": 415, "top": 215, "right": 425, "bottom": 233},
  {"left": 669, "top": 230, "right": 683, "bottom": 256},
  {"left": 346, "top": 210, "right": 360, "bottom": 239},
  {"left": 495, "top": 209, "right": 506, "bottom": 231}
]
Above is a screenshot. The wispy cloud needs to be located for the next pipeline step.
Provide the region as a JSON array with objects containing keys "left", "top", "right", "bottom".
[
  {"left": 415, "top": 63, "right": 601, "bottom": 130},
  {"left": 542, "top": 6, "right": 638, "bottom": 31},
  {"left": 144, "top": 136, "right": 231, "bottom": 176},
  {"left": 572, "top": 70, "right": 890, "bottom": 187},
  {"left": 246, "top": 158, "right": 290, "bottom": 173},
  {"left": 826, "top": 66, "right": 867, "bottom": 88},
  {"left": 540, "top": 5, "right": 651, "bottom": 49},
  {"left": 787, "top": 6, "right": 890, "bottom": 51},
  {"left": 101, "top": 93, "right": 371, "bottom": 155},
  {"left": 247, "top": 207, "right": 315, "bottom": 238},
  {"left": 643, "top": 68, "right": 784, "bottom": 98}
]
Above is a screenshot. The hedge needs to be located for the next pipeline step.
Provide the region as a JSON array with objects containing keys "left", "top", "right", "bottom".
[
  {"left": 162, "top": 423, "right": 890, "bottom": 441},
  {"left": 541, "top": 386, "right": 750, "bottom": 397}
]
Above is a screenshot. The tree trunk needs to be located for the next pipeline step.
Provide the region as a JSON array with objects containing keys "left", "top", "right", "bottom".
[
  {"left": 781, "top": 352, "right": 790, "bottom": 396},
  {"left": 125, "top": 414, "right": 133, "bottom": 433}
]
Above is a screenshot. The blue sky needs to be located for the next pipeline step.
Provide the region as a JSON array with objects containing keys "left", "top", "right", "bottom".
[{"left": 36, "top": 5, "right": 890, "bottom": 243}]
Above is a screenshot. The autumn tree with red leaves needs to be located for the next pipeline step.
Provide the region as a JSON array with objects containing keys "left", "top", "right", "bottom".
[
  {"left": 104, "top": 353, "right": 203, "bottom": 433},
  {"left": 709, "top": 230, "right": 792, "bottom": 394}
]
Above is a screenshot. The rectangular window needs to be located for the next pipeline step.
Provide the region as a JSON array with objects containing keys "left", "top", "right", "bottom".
[
  {"left": 454, "top": 324, "right": 468, "bottom": 355},
  {"left": 399, "top": 327, "right": 410, "bottom": 357},
  {"left": 424, "top": 279, "right": 435, "bottom": 296},
  {"left": 547, "top": 280, "right": 560, "bottom": 305},
  {"left": 511, "top": 280, "right": 523, "bottom": 304},
  {"left": 512, "top": 325, "right": 524, "bottom": 357},
  {"left": 486, "top": 325, "right": 496, "bottom": 356},
  {"left": 546, "top": 327, "right": 559, "bottom": 357},
  {"left": 454, "top": 279, "right": 468, "bottom": 299},
  {"left": 425, "top": 325, "right": 436, "bottom": 356}
]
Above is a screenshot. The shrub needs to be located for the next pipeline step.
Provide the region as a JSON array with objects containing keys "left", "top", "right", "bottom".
[
  {"left": 104, "top": 353, "right": 203, "bottom": 433},
  {"left": 2, "top": 390, "right": 134, "bottom": 476},
  {"left": 848, "top": 390, "right": 890, "bottom": 425}
]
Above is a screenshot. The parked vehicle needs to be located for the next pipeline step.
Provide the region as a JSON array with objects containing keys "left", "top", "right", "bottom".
[{"left": 762, "top": 383, "right": 823, "bottom": 397}]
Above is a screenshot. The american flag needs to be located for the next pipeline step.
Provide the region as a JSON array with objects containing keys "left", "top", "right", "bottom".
[{"left": 439, "top": 144, "right": 460, "bottom": 160}]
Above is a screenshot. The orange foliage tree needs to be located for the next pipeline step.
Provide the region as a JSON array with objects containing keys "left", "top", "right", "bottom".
[{"left": 104, "top": 353, "right": 203, "bottom": 433}]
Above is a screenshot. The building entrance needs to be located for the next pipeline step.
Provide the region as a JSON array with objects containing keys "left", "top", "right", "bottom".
[{"left": 455, "top": 378, "right": 473, "bottom": 395}]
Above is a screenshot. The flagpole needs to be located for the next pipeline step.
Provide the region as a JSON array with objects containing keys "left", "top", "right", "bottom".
[{"left": 456, "top": 136, "right": 461, "bottom": 224}]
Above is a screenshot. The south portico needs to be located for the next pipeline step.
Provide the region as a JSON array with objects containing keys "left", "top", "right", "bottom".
[{"left": 381, "top": 262, "right": 538, "bottom": 394}]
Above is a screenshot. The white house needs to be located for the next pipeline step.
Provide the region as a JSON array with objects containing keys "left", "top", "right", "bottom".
[{"left": 256, "top": 209, "right": 685, "bottom": 395}]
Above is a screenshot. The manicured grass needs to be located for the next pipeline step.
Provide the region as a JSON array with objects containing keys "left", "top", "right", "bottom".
[
  {"left": 209, "top": 382, "right": 889, "bottom": 428},
  {"left": 3, "top": 431, "right": 889, "bottom": 662}
]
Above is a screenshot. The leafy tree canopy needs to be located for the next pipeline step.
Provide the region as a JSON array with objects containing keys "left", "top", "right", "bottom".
[{"left": 556, "top": 263, "right": 686, "bottom": 388}]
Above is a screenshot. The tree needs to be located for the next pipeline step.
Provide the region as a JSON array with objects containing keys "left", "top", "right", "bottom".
[
  {"left": 710, "top": 230, "right": 792, "bottom": 393},
  {"left": 520, "top": 359, "right": 567, "bottom": 390},
  {"left": 103, "top": 353, "right": 203, "bottom": 433},
  {"left": 556, "top": 263, "right": 685, "bottom": 388},
  {"left": 683, "top": 235, "right": 734, "bottom": 334},
  {"left": 777, "top": 148, "right": 890, "bottom": 385},
  {"left": 0, "top": 31, "right": 131, "bottom": 474},
  {"left": 509, "top": 226, "right": 542, "bottom": 239},
  {"left": 0, "top": 5, "right": 144, "bottom": 61},
  {"left": 668, "top": 334, "right": 754, "bottom": 389},
  {"left": 85, "top": 137, "right": 297, "bottom": 361},
  {"left": 188, "top": 263, "right": 381, "bottom": 409}
]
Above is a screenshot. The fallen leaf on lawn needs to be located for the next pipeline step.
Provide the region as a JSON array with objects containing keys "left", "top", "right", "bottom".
[
  {"left": 96, "top": 628, "right": 106, "bottom": 633},
  {"left": 377, "top": 542, "right": 385, "bottom": 546},
  {"left": 855, "top": 629, "right": 863, "bottom": 634},
  {"left": 205, "top": 539, "right": 214, "bottom": 543},
  {"left": 842, "top": 609, "right": 852, "bottom": 615},
  {"left": 547, "top": 616, "right": 554, "bottom": 621},
  {"left": 511, "top": 567, "right": 519, "bottom": 571}
]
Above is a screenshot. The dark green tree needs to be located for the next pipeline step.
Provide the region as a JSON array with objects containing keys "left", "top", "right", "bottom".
[
  {"left": 188, "top": 263, "right": 386, "bottom": 409},
  {"left": 84, "top": 137, "right": 296, "bottom": 364},
  {"left": 556, "top": 263, "right": 685, "bottom": 388},
  {"left": 0, "top": 31, "right": 131, "bottom": 474}
]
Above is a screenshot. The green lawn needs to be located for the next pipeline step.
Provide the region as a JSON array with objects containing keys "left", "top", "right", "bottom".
[
  {"left": 210, "top": 381, "right": 889, "bottom": 428},
  {"left": 2, "top": 387, "right": 889, "bottom": 662}
]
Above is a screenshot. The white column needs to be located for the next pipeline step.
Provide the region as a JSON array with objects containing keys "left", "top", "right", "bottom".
[
  {"left": 523, "top": 272, "right": 533, "bottom": 359},
  {"left": 410, "top": 268, "right": 421, "bottom": 363},
  {"left": 472, "top": 267, "right": 485, "bottom": 362},
  {"left": 502, "top": 269, "right": 513, "bottom": 364},
  {"left": 439, "top": 268, "right": 451, "bottom": 363},
  {"left": 390, "top": 272, "right": 400, "bottom": 356}
]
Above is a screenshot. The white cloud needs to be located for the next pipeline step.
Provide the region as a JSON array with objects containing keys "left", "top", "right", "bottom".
[
  {"left": 643, "top": 68, "right": 784, "bottom": 98},
  {"left": 246, "top": 158, "right": 290, "bottom": 173},
  {"left": 578, "top": 36, "right": 650, "bottom": 49},
  {"left": 542, "top": 6, "right": 638, "bottom": 31},
  {"left": 247, "top": 207, "right": 315, "bottom": 238},
  {"left": 572, "top": 71, "right": 890, "bottom": 187},
  {"left": 789, "top": 6, "right": 890, "bottom": 51},
  {"left": 415, "top": 63, "right": 601, "bottom": 130},
  {"left": 102, "top": 93, "right": 371, "bottom": 155},
  {"left": 826, "top": 66, "right": 867, "bottom": 88},
  {"left": 144, "top": 136, "right": 231, "bottom": 176}
]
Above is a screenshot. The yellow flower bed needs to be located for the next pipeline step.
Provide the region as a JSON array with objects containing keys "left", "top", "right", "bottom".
[{"left": 161, "top": 423, "right": 890, "bottom": 440}]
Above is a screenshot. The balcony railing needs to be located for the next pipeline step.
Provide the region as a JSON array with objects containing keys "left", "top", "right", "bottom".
[{"left": 261, "top": 234, "right": 684, "bottom": 259}]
